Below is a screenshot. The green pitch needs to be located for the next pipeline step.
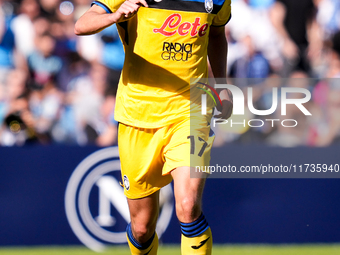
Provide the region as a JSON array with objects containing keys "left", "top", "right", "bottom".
[{"left": 1, "top": 245, "right": 340, "bottom": 255}]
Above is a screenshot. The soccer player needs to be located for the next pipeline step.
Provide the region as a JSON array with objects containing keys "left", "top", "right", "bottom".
[{"left": 74, "top": 0, "right": 232, "bottom": 253}]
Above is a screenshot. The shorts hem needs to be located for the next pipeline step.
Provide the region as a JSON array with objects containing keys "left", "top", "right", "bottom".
[{"left": 163, "top": 164, "right": 191, "bottom": 176}]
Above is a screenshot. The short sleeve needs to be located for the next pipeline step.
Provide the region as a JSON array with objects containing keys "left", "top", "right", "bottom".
[
  {"left": 212, "top": 0, "right": 232, "bottom": 27},
  {"left": 91, "top": 0, "right": 125, "bottom": 13}
]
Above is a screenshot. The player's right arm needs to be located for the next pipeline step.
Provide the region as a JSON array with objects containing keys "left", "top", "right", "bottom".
[{"left": 74, "top": 0, "right": 148, "bottom": 36}]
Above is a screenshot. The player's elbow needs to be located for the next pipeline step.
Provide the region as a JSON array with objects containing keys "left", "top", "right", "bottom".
[
  {"left": 74, "top": 19, "right": 93, "bottom": 36},
  {"left": 74, "top": 21, "right": 101, "bottom": 36},
  {"left": 74, "top": 21, "right": 84, "bottom": 36}
]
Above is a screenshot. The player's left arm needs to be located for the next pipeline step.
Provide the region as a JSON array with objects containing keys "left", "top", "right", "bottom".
[{"left": 208, "top": 25, "right": 233, "bottom": 119}]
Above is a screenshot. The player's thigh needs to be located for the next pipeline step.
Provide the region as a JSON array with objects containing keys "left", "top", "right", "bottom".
[{"left": 171, "top": 166, "right": 208, "bottom": 204}]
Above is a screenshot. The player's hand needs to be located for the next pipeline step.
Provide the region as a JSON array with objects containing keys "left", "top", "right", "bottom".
[
  {"left": 214, "top": 89, "right": 233, "bottom": 120},
  {"left": 114, "top": 0, "right": 148, "bottom": 22}
]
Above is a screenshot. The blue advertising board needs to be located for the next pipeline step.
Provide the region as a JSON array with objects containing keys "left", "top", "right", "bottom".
[{"left": 0, "top": 145, "right": 340, "bottom": 250}]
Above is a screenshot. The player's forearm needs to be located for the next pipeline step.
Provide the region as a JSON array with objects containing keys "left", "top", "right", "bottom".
[
  {"left": 208, "top": 26, "right": 232, "bottom": 103},
  {"left": 74, "top": 11, "right": 118, "bottom": 35},
  {"left": 208, "top": 26, "right": 227, "bottom": 84}
]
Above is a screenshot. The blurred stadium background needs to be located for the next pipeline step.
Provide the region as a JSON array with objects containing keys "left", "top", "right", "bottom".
[{"left": 1, "top": 0, "right": 340, "bottom": 254}]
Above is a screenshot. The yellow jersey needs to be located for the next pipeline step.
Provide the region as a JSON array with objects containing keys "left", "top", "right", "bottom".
[{"left": 93, "top": 0, "right": 231, "bottom": 128}]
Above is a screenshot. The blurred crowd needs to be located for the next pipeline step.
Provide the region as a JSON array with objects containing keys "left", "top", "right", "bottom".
[
  {"left": 0, "top": 0, "right": 123, "bottom": 146},
  {"left": 215, "top": 0, "right": 340, "bottom": 147},
  {"left": 0, "top": 0, "right": 340, "bottom": 147}
]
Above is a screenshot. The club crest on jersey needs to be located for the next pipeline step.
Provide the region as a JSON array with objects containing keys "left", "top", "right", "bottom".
[
  {"left": 205, "top": 0, "right": 213, "bottom": 13},
  {"left": 123, "top": 175, "right": 130, "bottom": 191}
]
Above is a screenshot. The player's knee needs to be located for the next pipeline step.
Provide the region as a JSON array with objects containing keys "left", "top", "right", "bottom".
[
  {"left": 176, "top": 196, "right": 201, "bottom": 222},
  {"left": 132, "top": 223, "right": 153, "bottom": 243}
]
